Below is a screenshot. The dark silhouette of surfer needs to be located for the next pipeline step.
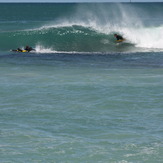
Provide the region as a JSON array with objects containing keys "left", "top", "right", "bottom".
[
  {"left": 114, "top": 34, "right": 124, "bottom": 42},
  {"left": 12, "top": 45, "right": 34, "bottom": 52},
  {"left": 24, "top": 45, "right": 34, "bottom": 52}
]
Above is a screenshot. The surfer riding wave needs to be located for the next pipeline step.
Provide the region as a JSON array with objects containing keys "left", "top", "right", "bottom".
[{"left": 114, "top": 34, "right": 125, "bottom": 42}]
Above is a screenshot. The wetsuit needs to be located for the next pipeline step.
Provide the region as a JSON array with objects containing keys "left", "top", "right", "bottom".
[
  {"left": 116, "top": 35, "right": 123, "bottom": 41},
  {"left": 25, "top": 46, "right": 34, "bottom": 52}
]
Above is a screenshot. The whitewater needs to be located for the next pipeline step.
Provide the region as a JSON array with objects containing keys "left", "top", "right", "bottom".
[
  {"left": 0, "top": 3, "right": 163, "bottom": 163},
  {"left": 0, "top": 3, "right": 163, "bottom": 53}
]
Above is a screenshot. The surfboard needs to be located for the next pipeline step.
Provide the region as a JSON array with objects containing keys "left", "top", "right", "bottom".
[
  {"left": 11, "top": 49, "right": 29, "bottom": 52},
  {"left": 11, "top": 49, "right": 35, "bottom": 53},
  {"left": 116, "top": 39, "right": 125, "bottom": 43}
]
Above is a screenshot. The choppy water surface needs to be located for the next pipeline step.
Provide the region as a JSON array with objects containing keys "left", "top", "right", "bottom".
[{"left": 0, "top": 2, "right": 163, "bottom": 162}]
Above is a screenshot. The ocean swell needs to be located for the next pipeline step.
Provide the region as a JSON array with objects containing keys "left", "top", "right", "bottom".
[{"left": 0, "top": 3, "right": 163, "bottom": 53}]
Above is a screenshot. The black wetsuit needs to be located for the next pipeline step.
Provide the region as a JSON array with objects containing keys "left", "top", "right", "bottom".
[
  {"left": 25, "top": 46, "right": 34, "bottom": 52},
  {"left": 116, "top": 35, "right": 123, "bottom": 40}
]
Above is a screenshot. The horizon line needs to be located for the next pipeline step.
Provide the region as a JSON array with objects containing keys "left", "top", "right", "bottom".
[{"left": 0, "top": 1, "right": 162, "bottom": 3}]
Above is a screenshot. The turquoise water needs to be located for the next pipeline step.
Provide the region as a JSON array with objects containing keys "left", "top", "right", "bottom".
[
  {"left": 0, "top": 3, "right": 163, "bottom": 163},
  {"left": 0, "top": 53, "right": 163, "bottom": 162}
]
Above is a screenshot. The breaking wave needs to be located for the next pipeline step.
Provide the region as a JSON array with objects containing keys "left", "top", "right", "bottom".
[{"left": 0, "top": 3, "right": 163, "bottom": 53}]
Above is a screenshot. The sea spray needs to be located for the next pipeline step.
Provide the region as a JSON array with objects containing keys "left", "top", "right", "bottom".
[{"left": 0, "top": 3, "right": 163, "bottom": 52}]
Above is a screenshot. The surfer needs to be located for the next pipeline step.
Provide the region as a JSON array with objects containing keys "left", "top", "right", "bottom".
[
  {"left": 114, "top": 34, "right": 124, "bottom": 42},
  {"left": 12, "top": 46, "right": 34, "bottom": 52},
  {"left": 24, "top": 45, "right": 34, "bottom": 52}
]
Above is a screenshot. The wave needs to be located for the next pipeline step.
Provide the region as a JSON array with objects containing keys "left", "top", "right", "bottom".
[
  {"left": 1, "top": 24, "right": 162, "bottom": 53},
  {"left": 0, "top": 3, "right": 163, "bottom": 53}
]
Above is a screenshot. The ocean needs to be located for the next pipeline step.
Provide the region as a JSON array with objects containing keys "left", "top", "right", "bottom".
[{"left": 0, "top": 3, "right": 163, "bottom": 163}]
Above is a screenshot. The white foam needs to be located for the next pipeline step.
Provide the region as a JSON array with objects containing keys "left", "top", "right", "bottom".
[
  {"left": 35, "top": 45, "right": 56, "bottom": 53},
  {"left": 31, "top": 4, "right": 163, "bottom": 52}
]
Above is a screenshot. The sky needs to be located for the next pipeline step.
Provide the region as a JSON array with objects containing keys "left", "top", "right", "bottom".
[{"left": 0, "top": 0, "right": 162, "bottom": 2}]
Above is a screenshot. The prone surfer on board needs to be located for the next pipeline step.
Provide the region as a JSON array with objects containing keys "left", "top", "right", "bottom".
[
  {"left": 24, "top": 45, "right": 35, "bottom": 52},
  {"left": 12, "top": 45, "right": 35, "bottom": 52},
  {"left": 114, "top": 34, "right": 125, "bottom": 42}
]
